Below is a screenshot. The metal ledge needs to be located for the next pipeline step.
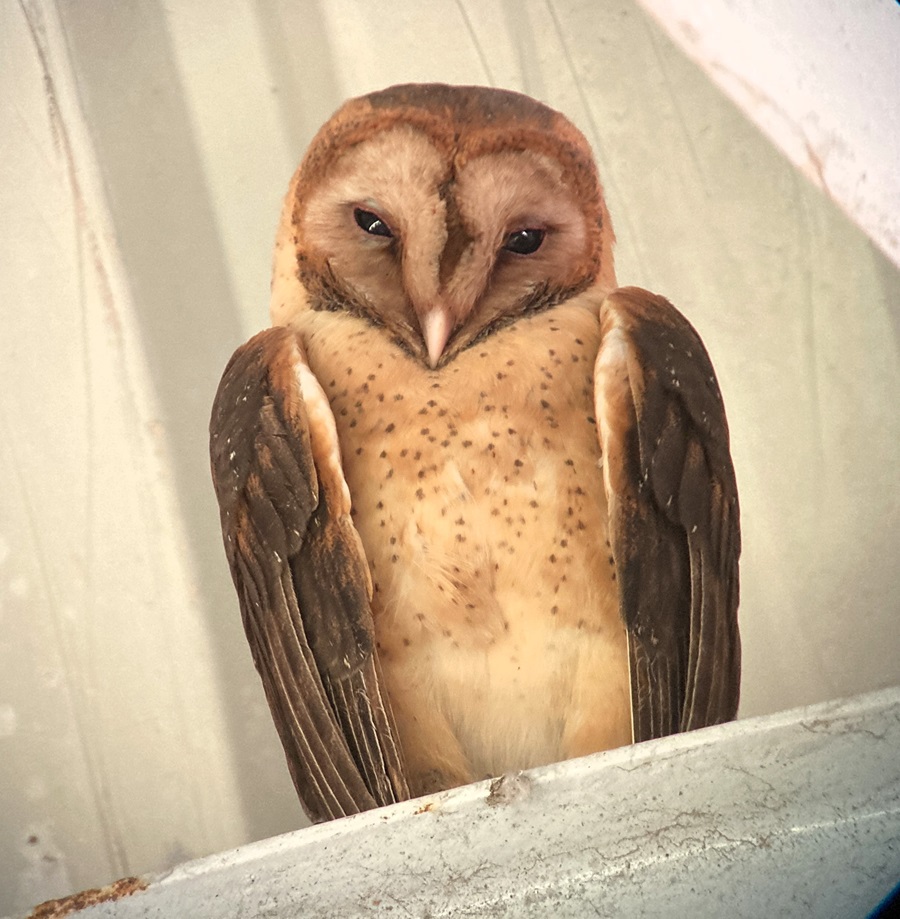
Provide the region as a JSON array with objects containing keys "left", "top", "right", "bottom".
[{"left": 21, "top": 687, "right": 900, "bottom": 918}]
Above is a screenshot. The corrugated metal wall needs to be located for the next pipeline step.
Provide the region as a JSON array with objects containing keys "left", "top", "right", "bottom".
[{"left": 2, "top": 1, "right": 898, "bottom": 913}]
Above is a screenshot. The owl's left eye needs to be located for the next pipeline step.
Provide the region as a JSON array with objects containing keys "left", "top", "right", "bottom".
[
  {"left": 354, "top": 207, "right": 393, "bottom": 238},
  {"left": 503, "top": 228, "right": 545, "bottom": 255}
]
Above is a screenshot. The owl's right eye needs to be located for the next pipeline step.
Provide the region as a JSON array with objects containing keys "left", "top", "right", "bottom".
[{"left": 354, "top": 208, "right": 393, "bottom": 238}]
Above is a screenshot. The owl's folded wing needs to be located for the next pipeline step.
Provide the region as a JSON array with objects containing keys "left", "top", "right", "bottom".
[
  {"left": 595, "top": 288, "right": 741, "bottom": 741},
  {"left": 209, "top": 327, "right": 408, "bottom": 822}
]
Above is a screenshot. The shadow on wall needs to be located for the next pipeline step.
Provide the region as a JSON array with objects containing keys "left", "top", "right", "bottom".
[
  {"left": 251, "top": 0, "right": 343, "bottom": 155},
  {"left": 55, "top": 0, "right": 340, "bottom": 843}
]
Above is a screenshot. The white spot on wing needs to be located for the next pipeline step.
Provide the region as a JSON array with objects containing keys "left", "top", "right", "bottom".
[
  {"left": 295, "top": 360, "right": 353, "bottom": 514},
  {"left": 595, "top": 324, "right": 630, "bottom": 499}
]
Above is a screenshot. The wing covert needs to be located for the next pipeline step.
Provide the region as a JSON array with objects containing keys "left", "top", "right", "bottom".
[
  {"left": 595, "top": 287, "right": 741, "bottom": 742},
  {"left": 210, "top": 327, "right": 408, "bottom": 822}
]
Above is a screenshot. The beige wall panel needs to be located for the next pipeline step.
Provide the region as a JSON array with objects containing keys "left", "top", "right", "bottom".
[{"left": 2, "top": 2, "right": 249, "bottom": 911}]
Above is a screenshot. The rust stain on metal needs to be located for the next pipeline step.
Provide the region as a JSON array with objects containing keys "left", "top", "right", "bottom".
[{"left": 28, "top": 876, "right": 148, "bottom": 918}]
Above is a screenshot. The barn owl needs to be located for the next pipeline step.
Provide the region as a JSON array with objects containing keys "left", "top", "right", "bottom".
[{"left": 210, "top": 84, "right": 740, "bottom": 823}]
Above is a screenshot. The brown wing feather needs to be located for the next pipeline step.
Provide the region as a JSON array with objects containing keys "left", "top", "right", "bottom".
[
  {"left": 595, "top": 287, "right": 740, "bottom": 742},
  {"left": 210, "top": 327, "right": 408, "bottom": 822}
]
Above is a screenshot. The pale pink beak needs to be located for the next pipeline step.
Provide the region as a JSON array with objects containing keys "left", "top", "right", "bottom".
[{"left": 420, "top": 308, "right": 454, "bottom": 369}]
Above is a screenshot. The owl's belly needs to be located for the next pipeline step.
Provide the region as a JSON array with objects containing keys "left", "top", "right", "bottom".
[
  {"left": 357, "top": 443, "right": 630, "bottom": 783},
  {"left": 299, "top": 305, "right": 632, "bottom": 789},
  {"left": 378, "top": 537, "right": 630, "bottom": 781}
]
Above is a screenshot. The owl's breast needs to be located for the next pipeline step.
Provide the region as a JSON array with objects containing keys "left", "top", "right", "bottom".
[{"left": 295, "top": 302, "right": 630, "bottom": 777}]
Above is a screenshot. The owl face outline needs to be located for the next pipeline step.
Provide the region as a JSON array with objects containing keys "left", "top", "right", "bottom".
[{"left": 292, "top": 86, "right": 613, "bottom": 368}]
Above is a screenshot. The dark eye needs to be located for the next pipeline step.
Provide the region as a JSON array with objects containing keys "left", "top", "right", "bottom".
[
  {"left": 503, "top": 228, "right": 545, "bottom": 255},
  {"left": 354, "top": 207, "right": 393, "bottom": 238}
]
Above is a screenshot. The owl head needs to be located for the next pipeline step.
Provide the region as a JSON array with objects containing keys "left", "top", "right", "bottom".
[{"left": 271, "top": 84, "right": 616, "bottom": 368}]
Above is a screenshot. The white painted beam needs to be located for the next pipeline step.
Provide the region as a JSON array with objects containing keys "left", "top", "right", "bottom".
[
  {"left": 19, "top": 687, "right": 900, "bottom": 918},
  {"left": 636, "top": 0, "right": 900, "bottom": 268}
]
